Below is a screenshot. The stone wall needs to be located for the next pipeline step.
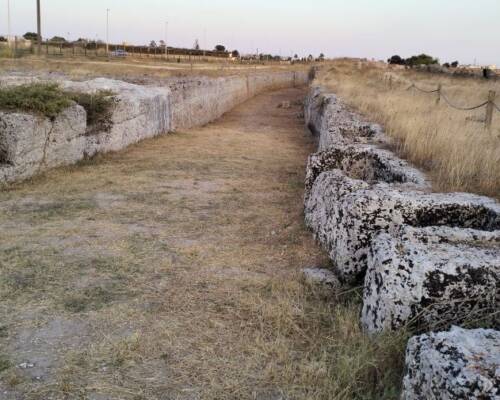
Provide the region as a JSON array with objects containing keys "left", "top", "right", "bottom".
[
  {"left": 303, "top": 86, "right": 500, "bottom": 399},
  {"left": 167, "top": 71, "right": 308, "bottom": 130},
  {"left": 0, "top": 69, "right": 309, "bottom": 185}
]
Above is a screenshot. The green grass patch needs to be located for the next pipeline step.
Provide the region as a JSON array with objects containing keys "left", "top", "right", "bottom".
[
  {"left": 0, "top": 83, "right": 115, "bottom": 131},
  {"left": 0, "top": 83, "right": 73, "bottom": 118},
  {"left": 0, "top": 354, "right": 11, "bottom": 373}
]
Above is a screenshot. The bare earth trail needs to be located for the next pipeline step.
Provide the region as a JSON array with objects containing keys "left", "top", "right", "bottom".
[{"left": 0, "top": 88, "right": 334, "bottom": 399}]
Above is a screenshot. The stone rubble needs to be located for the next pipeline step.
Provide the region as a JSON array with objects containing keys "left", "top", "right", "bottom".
[{"left": 303, "top": 86, "right": 500, "bottom": 397}]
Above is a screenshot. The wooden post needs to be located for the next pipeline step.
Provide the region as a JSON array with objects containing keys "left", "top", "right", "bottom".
[
  {"left": 485, "top": 90, "right": 496, "bottom": 130},
  {"left": 436, "top": 84, "right": 442, "bottom": 105}
]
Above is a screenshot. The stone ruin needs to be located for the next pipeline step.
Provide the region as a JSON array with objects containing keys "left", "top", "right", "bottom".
[
  {"left": 0, "top": 70, "right": 310, "bottom": 185},
  {"left": 303, "top": 86, "right": 500, "bottom": 399}
]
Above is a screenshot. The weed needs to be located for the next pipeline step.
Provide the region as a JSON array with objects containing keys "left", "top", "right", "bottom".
[
  {"left": 0, "top": 354, "right": 11, "bottom": 372},
  {"left": 63, "top": 285, "right": 120, "bottom": 313},
  {"left": 67, "top": 90, "right": 115, "bottom": 134}
]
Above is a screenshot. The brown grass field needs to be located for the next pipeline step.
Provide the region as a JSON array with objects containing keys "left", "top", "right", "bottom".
[
  {"left": 318, "top": 61, "right": 500, "bottom": 198},
  {"left": 0, "top": 87, "right": 406, "bottom": 399},
  {"left": 0, "top": 56, "right": 308, "bottom": 83}
]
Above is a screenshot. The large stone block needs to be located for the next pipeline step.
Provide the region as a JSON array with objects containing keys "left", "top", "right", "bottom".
[
  {"left": 304, "top": 144, "right": 427, "bottom": 203},
  {"left": 0, "top": 104, "right": 87, "bottom": 184},
  {"left": 402, "top": 327, "right": 500, "bottom": 399},
  {"left": 62, "top": 78, "right": 172, "bottom": 156},
  {"left": 304, "top": 87, "right": 383, "bottom": 150},
  {"left": 362, "top": 225, "right": 500, "bottom": 333},
  {"left": 336, "top": 188, "right": 499, "bottom": 284},
  {"left": 304, "top": 144, "right": 429, "bottom": 284}
]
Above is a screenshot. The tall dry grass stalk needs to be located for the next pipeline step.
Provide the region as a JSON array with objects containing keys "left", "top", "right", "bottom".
[{"left": 318, "top": 61, "right": 500, "bottom": 198}]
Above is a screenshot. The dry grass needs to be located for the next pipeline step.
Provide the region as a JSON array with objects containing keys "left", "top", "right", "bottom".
[
  {"left": 0, "top": 56, "right": 309, "bottom": 84},
  {"left": 0, "top": 88, "right": 406, "bottom": 399},
  {"left": 318, "top": 61, "right": 500, "bottom": 197}
]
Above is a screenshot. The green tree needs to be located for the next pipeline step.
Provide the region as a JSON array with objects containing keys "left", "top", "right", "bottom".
[
  {"left": 388, "top": 55, "right": 405, "bottom": 65},
  {"left": 49, "top": 36, "right": 67, "bottom": 43},
  {"left": 214, "top": 44, "right": 226, "bottom": 52},
  {"left": 23, "top": 32, "right": 38, "bottom": 41},
  {"left": 405, "top": 54, "right": 439, "bottom": 67}
]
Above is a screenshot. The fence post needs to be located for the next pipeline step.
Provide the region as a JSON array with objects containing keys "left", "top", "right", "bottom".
[
  {"left": 485, "top": 90, "right": 496, "bottom": 130},
  {"left": 436, "top": 84, "right": 442, "bottom": 105}
]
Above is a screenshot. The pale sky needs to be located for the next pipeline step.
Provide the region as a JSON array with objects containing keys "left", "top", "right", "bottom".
[{"left": 2, "top": 0, "right": 500, "bottom": 65}]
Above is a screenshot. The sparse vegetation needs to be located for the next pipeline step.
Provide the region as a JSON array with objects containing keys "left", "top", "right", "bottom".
[
  {"left": 0, "top": 83, "right": 73, "bottom": 118},
  {"left": 68, "top": 90, "right": 115, "bottom": 133},
  {"left": 0, "top": 83, "right": 115, "bottom": 130},
  {"left": 318, "top": 60, "right": 500, "bottom": 197},
  {"left": 0, "top": 354, "right": 11, "bottom": 372}
]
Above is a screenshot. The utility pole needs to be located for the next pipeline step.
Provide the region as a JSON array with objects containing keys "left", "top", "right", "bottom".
[
  {"left": 7, "top": 0, "right": 11, "bottom": 39},
  {"left": 36, "top": 0, "right": 42, "bottom": 55},
  {"left": 165, "top": 21, "right": 168, "bottom": 59},
  {"left": 203, "top": 28, "right": 206, "bottom": 57},
  {"left": 106, "top": 8, "right": 110, "bottom": 55}
]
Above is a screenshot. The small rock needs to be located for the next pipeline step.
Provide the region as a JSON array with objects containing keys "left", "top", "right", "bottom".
[
  {"left": 302, "top": 268, "right": 340, "bottom": 289},
  {"left": 277, "top": 101, "right": 291, "bottom": 109},
  {"left": 18, "top": 362, "right": 35, "bottom": 369}
]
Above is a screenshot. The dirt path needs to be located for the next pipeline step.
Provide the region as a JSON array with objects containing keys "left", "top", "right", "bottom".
[{"left": 0, "top": 88, "right": 343, "bottom": 399}]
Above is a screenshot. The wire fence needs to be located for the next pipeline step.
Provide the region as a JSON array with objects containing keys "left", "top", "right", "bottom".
[{"left": 386, "top": 78, "right": 499, "bottom": 130}]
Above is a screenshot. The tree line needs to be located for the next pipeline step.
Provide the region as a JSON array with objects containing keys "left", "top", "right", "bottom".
[{"left": 388, "top": 54, "right": 459, "bottom": 68}]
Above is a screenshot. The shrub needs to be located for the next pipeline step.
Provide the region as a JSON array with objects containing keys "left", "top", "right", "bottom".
[
  {"left": 0, "top": 84, "right": 115, "bottom": 133},
  {"left": 0, "top": 83, "right": 73, "bottom": 118},
  {"left": 388, "top": 55, "right": 405, "bottom": 65},
  {"left": 405, "top": 54, "right": 439, "bottom": 67},
  {"left": 67, "top": 90, "right": 115, "bottom": 134},
  {"left": 23, "top": 32, "right": 38, "bottom": 41}
]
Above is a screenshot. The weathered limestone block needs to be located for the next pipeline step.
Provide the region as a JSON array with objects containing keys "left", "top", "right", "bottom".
[
  {"left": 0, "top": 104, "right": 86, "bottom": 184},
  {"left": 362, "top": 225, "right": 500, "bottom": 333},
  {"left": 336, "top": 189, "right": 500, "bottom": 284},
  {"left": 167, "top": 76, "right": 247, "bottom": 130},
  {"left": 62, "top": 78, "right": 172, "bottom": 156},
  {"left": 169, "top": 71, "right": 309, "bottom": 130},
  {"left": 304, "top": 144, "right": 428, "bottom": 284},
  {"left": 304, "top": 87, "right": 384, "bottom": 150},
  {"left": 304, "top": 144, "right": 427, "bottom": 202},
  {"left": 304, "top": 170, "right": 368, "bottom": 257},
  {"left": 402, "top": 327, "right": 500, "bottom": 400}
]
